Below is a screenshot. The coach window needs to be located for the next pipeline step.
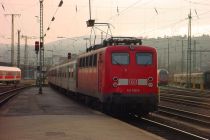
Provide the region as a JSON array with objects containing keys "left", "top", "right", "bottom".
[
  {"left": 112, "top": 53, "right": 129, "bottom": 65},
  {"left": 79, "top": 58, "right": 82, "bottom": 67},
  {"left": 93, "top": 54, "right": 97, "bottom": 66},
  {"left": 89, "top": 55, "right": 93, "bottom": 67},
  {"left": 207, "top": 73, "right": 210, "bottom": 82},
  {"left": 86, "top": 56, "right": 89, "bottom": 67},
  {"left": 83, "top": 57, "right": 86, "bottom": 67},
  {"left": 80, "top": 58, "right": 83, "bottom": 67},
  {"left": 136, "top": 52, "right": 152, "bottom": 65}
]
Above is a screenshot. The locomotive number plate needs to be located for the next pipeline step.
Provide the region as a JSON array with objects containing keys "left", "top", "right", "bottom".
[
  {"left": 126, "top": 89, "right": 140, "bottom": 93},
  {"left": 129, "top": 79, "right": 138, "bottom": 85}
]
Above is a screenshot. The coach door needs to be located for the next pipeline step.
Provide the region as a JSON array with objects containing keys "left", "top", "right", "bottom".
[{"left": 98, "top": 53, "right": 104, "bottom": 93}]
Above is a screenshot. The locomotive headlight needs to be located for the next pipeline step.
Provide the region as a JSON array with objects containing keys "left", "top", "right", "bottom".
[
  {"left": 148, "top": 83, "right": 153, "bottom": 87},
  {"left": 148, "top": 77, "right": 153, "bottom": 81},
  {"left": 113, "top": 76, "right": 118, "bottom": 81},
  {"left": 113, "top": 82, "right": 118, "bottom": 88}
]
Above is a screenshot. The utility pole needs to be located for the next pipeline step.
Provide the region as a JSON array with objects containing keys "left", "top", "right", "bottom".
[
  {"left": 164, "top": 48, "right": 167, "bottom": 68},
  {"left": 181, "top": 40, "right": 184, "bottom": 74},
  {"left": 23, "top": 36, "right": 28, "bottom": 79},
  {"left": 39, "top": 0, "right": 44, "bottom": 94},
  {"left": 17, "top": 30, "right": 21, "bottom": 68},
  {"left": 22, "top": 35, "right": 37, "bottom": 79},
  {"left": 5, "top": 14, "right": 21, "bottom": 66},
  {"left": 101, "top": 32, "right": 103, "bottom": 44},
  {"left": 187, "top": 9, "right": 192, "bottom": 88},
  {"left": 193, "top": 40, "right": 196, "bottom": 72},
  {"left": 167, "top": 38, "right": 170, "bottom": 73}
]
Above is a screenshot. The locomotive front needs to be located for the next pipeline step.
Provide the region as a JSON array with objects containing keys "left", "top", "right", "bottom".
[{"left": 100, "top": 37, "right": 159, "bottom": 114}]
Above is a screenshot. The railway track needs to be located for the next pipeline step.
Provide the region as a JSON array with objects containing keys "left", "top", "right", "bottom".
[
  {"left": 160, "top": 86, "right": 210, "bottom": 94},
  {"left": 0, "top": 86, "right": 31, "bottom": 106},
  {"left": 141, "top": 116, "right": 209, "bottom": 140},
  {"left": 150, "top": 86, "right": 210, "bottom": 139},
  {"left": 158, "top": 105, "right": 210, "bottom": 127},
  {"left": 0, "top": 85, "right": 18, "bottom": 93},
  {"left": 54, "top": 85, "right": 210, "bottom": 139},
  {"left": 117, "top": 114, "right": 209, "bottom": 140},
  {"left": 160, "top": 87, "right": 210, "bottom": 109}
]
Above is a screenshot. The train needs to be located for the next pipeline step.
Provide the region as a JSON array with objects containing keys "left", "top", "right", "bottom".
[
  {"left": 0, "top": 66, "right": 21, "bottom": 84},
  {"left": 173, "top": 71, "right": 210, "bottom": 89},
  {"left": 48, "top": 37, "right": 159, "bottom": 115},
  {"left": 158, "top": 69, "right": 169, "bottom": 85}
]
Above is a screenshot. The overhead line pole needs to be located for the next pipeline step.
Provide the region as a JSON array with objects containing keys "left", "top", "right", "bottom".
[
  {"left": 23, "top": 36, "right": 28, "bottom": 79},
  {"left": 22, "top": 35, "right": 37, "bottom": 79},
  {"left": 39, "top": 0, "right": 44, "bottom": 94},
  {"left": 89, "top": 0, "right": 92, "bottom": 20},
  {"left": 5, "top": 14, "right": 21, "bottom": 66},
  {"left": 17, "top": 30, "right": 21, "bottom": 68},
  {"left": 187, "top": 9, "right": 192, "bottom": 88},
  {"left": 167, "top": 38, "right": 170, "bottom": 73}
]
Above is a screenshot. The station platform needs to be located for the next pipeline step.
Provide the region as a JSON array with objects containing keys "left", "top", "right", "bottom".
[{"left": 0, "top": 87, "right": 164, "bottom": 140}]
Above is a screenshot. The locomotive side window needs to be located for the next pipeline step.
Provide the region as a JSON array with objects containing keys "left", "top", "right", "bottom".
[
  {"left": 112, "top": 53, "right": 129, "bottom": 65},
  {"left": 136, "top": 53, "right": 152, "bottom": 65}
]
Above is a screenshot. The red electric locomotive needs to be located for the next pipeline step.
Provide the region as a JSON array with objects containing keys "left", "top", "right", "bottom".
[{"left": 48, "top": 37, "right": 159, "bottom": 115}]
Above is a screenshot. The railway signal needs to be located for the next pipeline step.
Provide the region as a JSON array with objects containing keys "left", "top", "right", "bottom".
[
  {"left": 35, "top": 41, "right": 39, "bottom": 54},
  {"left": 68, "top": 53, "right": 71, "bottom": 59}
]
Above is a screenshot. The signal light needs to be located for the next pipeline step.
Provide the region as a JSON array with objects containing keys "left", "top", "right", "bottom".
[
  {"left": 68, "top": 52, "right": 71, "bottom": 59},
  {"left": 35, "top": 41, "right": 39, "bottom": 54}
]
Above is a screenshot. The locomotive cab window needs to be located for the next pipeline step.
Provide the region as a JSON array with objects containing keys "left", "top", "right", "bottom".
[
  {"left": 136, "top": 52, "right": 152, "bottom": 65},
  {"left": 112, "top": 53, "right": 129, "bottom": 65}
]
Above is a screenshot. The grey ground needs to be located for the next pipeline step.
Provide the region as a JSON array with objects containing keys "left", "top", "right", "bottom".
[{"left": 0, "top": 87, "right": 164, "bottom": 140}]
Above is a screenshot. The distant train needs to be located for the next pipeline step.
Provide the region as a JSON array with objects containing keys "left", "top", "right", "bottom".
[
  {"left": 48, "top": 37, "right": 159, "bottom": 115},
  {"left": 0, "top": 66, "right": 21, "bottom": 84},
  {"left": 158, "top": 69, "right": 169, "bottom": 85},
  {"left": 173, "top": 71, "right": 210, "bottom": 89}
]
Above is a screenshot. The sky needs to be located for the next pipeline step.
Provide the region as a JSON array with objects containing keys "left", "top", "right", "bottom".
[{"left": 0, "top": 0, "right": 210, "bottom": 45}]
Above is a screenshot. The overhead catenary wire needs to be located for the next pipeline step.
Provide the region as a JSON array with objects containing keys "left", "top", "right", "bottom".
[
  {"left": 44, "top": 0, "right": 63, "bottom": 37},
  {"left": 183, "top": 0, "right": 210, "bottom": 6},
  {"left": 107, "top": 0, "right": 155, "bottom": 21}
]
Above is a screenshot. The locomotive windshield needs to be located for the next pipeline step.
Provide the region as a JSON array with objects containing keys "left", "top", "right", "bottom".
[
  {"left": 112, "top": 53, "right": 129, "bottom": 65},
  {"left": 136, "top": 53, "right": 152, "bottom": 65}
]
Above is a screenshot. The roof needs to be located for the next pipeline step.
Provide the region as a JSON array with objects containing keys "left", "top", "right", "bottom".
[{"left": 0, "top": 66, "right": 21, "bottom": 72}]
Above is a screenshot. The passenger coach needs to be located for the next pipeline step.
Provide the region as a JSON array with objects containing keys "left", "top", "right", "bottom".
[
  {"left": 158, "top": 69, "right": 169, "bottom": 85},
  {"left": 48, "top": 37, "right": 159, "bottom": 115},
  {"left": 0, "top": 66, "right": 21, "bottom": 84}
]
